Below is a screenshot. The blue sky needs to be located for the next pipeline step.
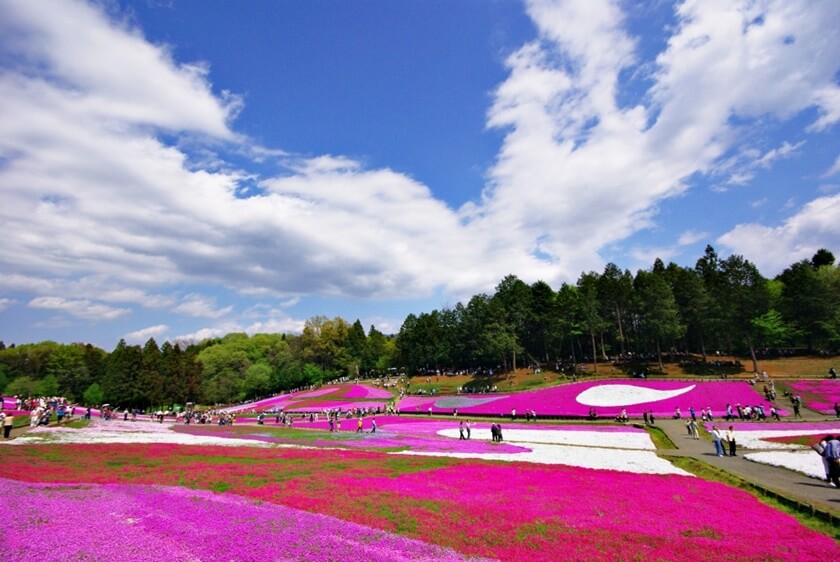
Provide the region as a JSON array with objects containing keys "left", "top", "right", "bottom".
[{"left": 1, "top": 0, "right": 839, "bottom": 350}]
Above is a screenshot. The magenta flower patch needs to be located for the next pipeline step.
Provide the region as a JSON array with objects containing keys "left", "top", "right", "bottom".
[
  {"left": 400, "top": 380, "right": 781, "bottom": 418},
  {"left": 786, "top": 380, "right": 840, "bottom": 414},
  {"left": 0, "top": 477, "right": 488, "bottom": 562}
]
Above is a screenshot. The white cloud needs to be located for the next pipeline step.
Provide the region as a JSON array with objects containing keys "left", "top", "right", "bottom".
[
  {"left": 174, "top": 323, "right": 243, "bottom": 345},
  {"left": 677, "top": 230, "right": 708, "bottom": 246},
  {"left": 174, "top": 294, "right": 233, "bottom": 319},
  {"left": 244, "top": 318, "right": 305, "bottom": 336},
  {"left": 28, "top": 296, "right": 130, "bottom": 321},
  {"left": 478, "top": 0, "right": 840, "bottom": 282},
  {"left": 718, "top": 193, "right": 840, "bottom": 274},
  {"left": 825, "top": 154, "right": 840, "bottom": 178},
  {"left": 0, "top": 0, "right": 237, "bottom": 137},
  {"left": 808, "top": 85, "right": 840, "bottom": 132},
  {"left": 1, "top": 0, "right": 839, "bottom": 341},
  {"left": 711, "top": 141, "right": 805, "bottom": 188},
  {"left": 0, "top": 298, "right": 15, "bottom": 313},
  {"left": 33, "top": 316, "right": 73, "bottom": 329},
  {"left": 124, "top": 324, "right": 169, "bottom": 344}
]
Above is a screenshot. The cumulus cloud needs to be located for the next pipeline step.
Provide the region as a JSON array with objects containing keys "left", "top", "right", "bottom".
[
  {"left": 124, "top": 324, "right": 169, "bottom": 344},
  {"left": 677, "top": 230, "right": 708, "bottom": 246},
  {"left": 478, "top": 0, "right": 840, "bottom": 279},
  {"left": 718, "top": 193, "right": 840, "bottom": 273},
  {"left": 28, "top": 296, "right": 130, "bottom": 321},
  {"left": 825, "top": 155, "right": 840, "bottom": 178},
  {"left": 1, "top": 0, "right": 839, "bottom": 342},
  {"left": 0, "top": 298, "right": 15, "bottom": 313},
  {"left": 174, "top": 294, "right": 233, "bottom": 319}
]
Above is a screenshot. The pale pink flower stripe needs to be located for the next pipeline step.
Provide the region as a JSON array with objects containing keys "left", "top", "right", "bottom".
[
  {"left": 220, "top": 393, "right": 294, "bottom": 413},
  {"left": 344, "top": 384, "right": 394, "bottom": 399},
  {"left": 222, "top": 385, "right": 391, "bottom": 414},
  {"left": 285, "top": 400, "right": 389, "bottom": 413},
  {"left": 0, "top": 478, "right": 490, "bottom": 562},
  {"left": 787, "top": 380, "right": 840, "bottom": 414},
  {"left": 400, "top": 380, "right": 781, "bottom": 418},
  {"left": 292, "top": 387, "right": 341, "bottom": 398},
  {"left": 2, "top": 396, "right": 16, "bottom": 409}
]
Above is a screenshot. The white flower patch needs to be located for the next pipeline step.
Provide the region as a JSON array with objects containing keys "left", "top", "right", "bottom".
[
  {"left": 402, "top": 426, "right": 688, "bottom": 475},
  {"left": 575, "top": 384, "right": 695, "bottom": 407},
  {"left": 744, "top": 451, "right": 829, "bottom": 480},
  {"left": 733, "top": 429, "right": 834, "bottom": 451},
  {"left": 438, "top": 427, "right": 656, "bottom": 450},
  {"left": 3, "top": 419, "right": 272, "bottom": 448},
  {"left": 393, "top": 443, "right": 690, "bottom": 475}
]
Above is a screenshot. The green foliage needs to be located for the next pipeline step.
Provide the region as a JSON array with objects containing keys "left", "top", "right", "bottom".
[
  {"left": 37, "top": 374, "right": 60, "bottom": 397},
  {"left": 751, "top": 309, "right": 790, "bottom": 347},
  {"left": 5, "top": 375, "right": 39, "bottom": 398},
  {"left": 302, "top": 363, "right": 325, "bottom": 386},
  {"left": 0, "top": 363, "right": 8, "bottom": 393},
  {"left": 242, "top": 362, "right": 273, "bottom": 400},
  {"left": 83, "top": 382, "right": 105, "bottom": 406}
]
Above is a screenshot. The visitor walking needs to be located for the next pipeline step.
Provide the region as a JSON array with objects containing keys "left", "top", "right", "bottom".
[{"left": 688, "top": 419, "right": 699, "bottom": 439}]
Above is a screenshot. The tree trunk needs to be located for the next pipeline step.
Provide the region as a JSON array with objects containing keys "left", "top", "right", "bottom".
[
  {"left": 615, "top": 304, "right": 626, "bottom": 355},
  {"left": 590, "top": 332, "right": 598, "bottom": 373},
  {"left": 569, "top": 336, "right": 577, "bottom": 365},
  {"left": 656, "top": 337, "right": 664, "bottom": 372},
  {"left": 599, "top": 333, "right": 608, "bottom": 362},
  {"left": 746, "top": 334, "right": 760, "bottom": 373}
]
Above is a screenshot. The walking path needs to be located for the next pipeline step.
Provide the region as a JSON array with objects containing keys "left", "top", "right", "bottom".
[{"left": 655, "top": 415, "right": 840, "bottom": 521}]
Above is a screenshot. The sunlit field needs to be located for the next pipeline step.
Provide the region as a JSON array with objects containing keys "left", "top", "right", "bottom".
[{"left": 3, "top": 380, "right": 839, "bottom": 561}]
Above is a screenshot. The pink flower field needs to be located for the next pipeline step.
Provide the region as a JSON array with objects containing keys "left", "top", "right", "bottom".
[
  {"left": 399, "top": 379, "right": 780, "bottom": 418},
  {"left": 209, "top": 379, "right": 784, "bottom": 420},
  {"left": 786, "top": 379, "right": 840, "bottom": 414},
  {"left": 0, "top": 478, "right": 487, "bottom": 562},
  {"left": 1, "top": 437, "right": 838, "bottom": 561},
  {"left": 222, "top": 383, "right": 394, "bottom": 414},
  {"left": 2, "top": 381, "right": 837, "bottom": 560}
]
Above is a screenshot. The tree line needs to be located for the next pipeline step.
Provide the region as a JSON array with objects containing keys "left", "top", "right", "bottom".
[
  {"left": 398, "top": 246, "right": 840, "bottom": 375},
  {"left": 0, "top": 319, "right": 396, "bottom": 410},
  {"left": 1, "top": 246, "right": 838, "bottom": 409}
]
